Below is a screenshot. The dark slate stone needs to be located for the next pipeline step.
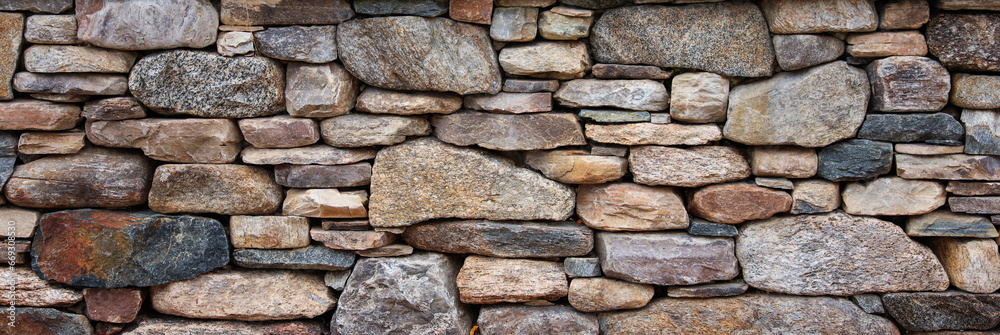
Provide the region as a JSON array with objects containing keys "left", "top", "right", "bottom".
[
  {"left": 0, "top": 131, "right": 15, "bottom": 189},
  {"left": 686, "top": 218, "right": 738, "bottom": 237},
  {"left": 32, "top": 209, "right": 229, "bottom": 288},
  {"left": 856, "top": 113, "right": 964, "bottom": 144},
  {"left": 0, "top": 156, "right": 13, "bottom": 191},
  {"left": 851, "top": 294, "right": 885, "bottom": 314},
  {"left": 883, "top": 291, "right": 1000, "bottom": 332},
  {"left": 564, "top": 257, "right": 601, "bottom": 278},
  {"left": 128, "top": 50, "right": 285, "bottom": 118},
  {"left": 254, "top": 26, "right": 338, "bottom": 64},
  {"left": 817, "top": 139, "right": 894, "bottom": 182},
  {"left": 927, "top": 14, "right": 1000, "bottom": 72},
  {"left": 274, "top": 163, "right": 371, "bottom": 188},
  {"left": 0, "top": 0, "right": 72, "bottom": 13},
  {"left": 559, "top": 0, "right": 631, "bottom": 10},
  {"left": 402, "top": 220, "right": 593, "bottom": 258},
  {"left": 592, "top": 3, "right": 774, "bottom": 77},
  {"left": 354, "top": 0, "right": 449, "bottom": 17},
  {"left": 233, "top": 245, "right": 356, "bottom": 271},
  {"left": 9, "top": 307, "right": 92, "bottom": 335}
]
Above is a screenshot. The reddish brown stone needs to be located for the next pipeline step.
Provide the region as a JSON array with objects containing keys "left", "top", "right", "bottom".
[
  {"left": 84, "top": 288, "right": 143, "bottom": 323},
  {"left": 2, "top": 308, "right": 92, "bottom": 335},
  {"left": 576, "top": 182, "right": 688, "bottom": 231},
  {"left": 274, "top": 163, "right": 371, "bottom": 188},
  {"left": 402, "top": 220, "right": 593, "bottom": 258},
  {"left": 81, "top": 97, "right": 147, "bottom": 121},
  {"left": 4, "top": 147, "right": 151, "bottom": 209},
  {"left": 948, "top": 181, "right": 1000, "bottom": 196},
  {"left": 450, "top": 0, "right": 493, "bottom": 24},
  {"left": 0, "top": 99, "right": 81, "bottom": 131},
  {"left": 688, "top": 183, "right": 792, "bottom": 224},
  {"left": 238, "top": 116, "right": 319, "bottom": 149},
  {"left": 310, "top": 228, "right": 396, "bottom": 250}
]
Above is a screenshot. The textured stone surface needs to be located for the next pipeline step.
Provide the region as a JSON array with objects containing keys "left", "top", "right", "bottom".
[
  {"left": 230, "top": 216, "right": 310, "bottom": 249},
  {"left": 576, "top": 182, "right": 687, "bottom": 231},
  {"left": 151, "top": 270, "right": 335, "bottom": 321},
  {"left": 32, "top": 209, "right": 228, "bottom": 288},
  {"left": 596, "top": 232, "right": 738, "bottom": 286},
  {"left": 539, "top": 9, "right": 593, "bottom": 40},
  {"left": 274, "top": 163, "right": 371, "bottom": 189},
  {"left": 119, "top": 317, "right": 324, "bottom": 335},
  {"left": 750, "top": 146, "right": 817, "bottom": 178},
  {"left": 354, "top": 0, "right": 449, "bottom": 16},
  {"left": 592, "top": 3, "right": 774, "bottom": 77},
  {"left": 0, "top": 13, "right": 20, "bottom": 100},
  {"left": 13, "top": 72, "right": 128, "bottom": 95},
  {"left": 355, "top": 87, "right": 462, "bottom": 115},
  {"left": 724, "top": 61, "right": 869, "bottom": 147},
  {"left": 867, "top": 56, "right": 950, "bottom": 112},
  {"left": 221, "top": 0, "right": 353, "bottom": 25},
  {"left": 82, "top": 97, "right": 147, "bottom": 121},
  {"left": 370, "top": 138, "right": 574, "bottom": 227},
  {"left": 897, "top": 153, "right": 1000, "bottom": 180},
  {"left": 907, "top": 210, "right": 998, "bottom": 238},
  {"left": 284, "top": 62, "right": 357, "bottom": 118},
  {"left": 818, "top": 139, "right": 894, "bottom": 182},
  {"left": 791, "top": 179, "right": 841, "bottom": 214},
  {"left": 0, "top": 1, "right": 72, "bottom": 13},
  {"left": 948, "top": 181, "right": 1000, "bottom": 196},
  {"left": 880, "top": 0, "right": 929, "bottom": 30},
  {"left": 129, "top": 51, "right": 284, "bottom": 118},
  {"left": 600, "top": 295, "right": 898, "bottom": 334},
  {"left": 585, "top": 123, "right": 721, "bottom": 146},
  {"left": 737, "top": 211, "right": 950, "bottom": 295},
  {"left": 931, "top": 238, "right": 1000, "bottom": 294},
  {"left": 964, "top": 109, "right": 1000, "bottom": 155},
  {"left": 84, "top": 288, "right": 143, "bottom": 323},
  {"left": 897, "top": 143, "right": 966, "bottom": 155},
  {"left": 338, "top": 16, "right": 501, "bottom": 95},
  {"left": 87, "top": 118, "right": 242, "bottom": 163},
  {"left": 499, "top": 41, "right": 591, "bottom": 80},
  {"left": 356, "top": 244, "right": 414, "bottom": 257},
  {"left": 0, "top": 207, "right": 39, "bottom": 238},
  {"left": 241, "top": 145, "right": 376, "bottom": 165},
  {"left": 568, "top": 277, "right": 653, "bottom": 312},
  {"left": 17, "top": 132, "right": 85, "bottom": 155},
  {"left": 76, "top": 0, "right": 217, "bottom": 50},
  {"left": 254, "top": 26, "right": 337, "bottom": 63},
  {"left": 479, "top": 305, "right": 598, "bottom": 335},
  {"left": 3, "top": 307, "right": 93, "bottom": 335},
  {"left": 464, "top": 92, "right": 552, "bottom": 114},
  {"left": 283, "top": 189, "right": 367, "bottom": 218},
  {"left": 450, "top": 0, "right": 493, "bottom": 24},
  {"left": 686, "top": 218, "right": 739, "bottom": 237},
  {"left": 504, "top": 79, "right": 559, "bottom": 93},
  {"left": 564, "top": 257, "right": 601, "bottom": 278},
  {"left": 592, "top": 64, "right": 670, "bottom": 80},
  {"left": 667, "top": 281, "right": 749, "bottom": 298},
  {"left": 433, "top": 112, "right": 585, "bottom": 151},
  {"left": 234, "top": 245, "right": 356, "bottom": 270},
  {"left": 847, "top": 31, "right": 928, "bottom": 57},
  {"left": 24, "top": 45, "right": 134, "bottom": 75},
  {"left": 238, "top": 116, "right": 318, "bottom": 149},
  {"left": 953, "top": 74, "right": 1000, "bottom": 109},
  {"left": 578, "top": 110, "right": 650, "bottom": 123},
  {"left": 5, "top": 147, "right": 150, "bottom": 208},
  {"left": 928, "top": 14, "right": 1000, "bottom": 72},
  {"left": 149, "top": 164, "right": 283, "bottom": 215},
  {"left": 761, "top": 0, "right": 878, "bottom": 33},
  {"left": 629, "top": 146, "right": 751, "bottom": 187},
  {"left": 310, "top": 229, "right": 395, "bottom": 250},
  {"left": 858, "top": 113, "right": 964, "bottom": 144},
  {"left": 950, "top": 196, "right": 1000, "bottom": 214},
  {"left": 884, "top": 291, "right": 1000, "bottom": 331},
  {"left": 457, "top": 255, "right": 568, "bottom": 304},
  {"left": 0, "top": 267, "right": 81, "bottom": 307},
  {"left": 0, "top": 100, "right": 81, "bottom": 131},
  {"left": 842, "top": 177, "right": 946, "bottom": 215},
  {"left": 524, "top": 149, "right": 627, "bottom": 184},
  {"left": 491, "top": 7, "right": 537, "bottom": 42},
  {"left": 334, "top": 253, "right": 471, "bottom": 335},
  {"left": 320, "top": 114, "right": 430, "bottom": 147},
  {"left": 773, "top": 34, "right": 845, "bottom": 71},
  {"left": 669, "top": 72, "right": 728, "bottom": 123},
  {"left": 688, "top": 183, "right": 792, "bottom": 224},
  {"left": 217, "top": 31, "right": 253, "bottom": 57},
  {"left": 403, "top": 220, "right": 593, "bottom": 258}
]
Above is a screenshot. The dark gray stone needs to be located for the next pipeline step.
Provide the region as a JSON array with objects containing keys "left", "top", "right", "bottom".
[
  {"left": 906, "top": 210, "right": 998, "bottom": 238},
  {"left": 883, "top": 291, "right": 1000, "bottom": 331},
  {"left": 592, "top": 3, "right": 774, "bottom": 77},
  {"left": 963, "top": 109, "right": 1000, "bottom": 155},
  {"left": 0, "top": 131, "right": 14, "bottom": 190},
  {"left": 927, "top": 14, "right": 1000, "bottom": 72},
  {"left": 254, "top": 26, "right": 337, "bottom": 63},
  {"left": 8, "top": 307, "right": 92, "bottom": 335},
  {"left": 504, "top": 79, "right": 559, "bottom": 93},
  {"left": 128, "top": 50, "right": 285, "bottom": 118},
  {"left": 354, "top": 0, "right": 449, "bottom": 17},
  {"left": 686, "top": 218, "right": 738, "bottom": 237},
  {"left": 564, "top": 257, "right": 601, "bottom": 278},
  {"left": 559, "top": 0, "right": 630, "bottom": 10},
  {"left": 31, "top": 209, "right": 229, "bottom": 288},
  {"left": 0, "top": 0, "right": 71, "bottom": 13},
  {"left": 274, "top": 163, "right": 371, "bottom": 188},
  {"left": 851, "top": 294, "right": 885, "bottom": 314},
  {"left": 773, "top": 34, "right": 845, "bottom": 71},
  {"left": 402, "top": 220, "right": 594, "bottom": 258},
  {"left": 857, "top": 113, "right": 964, "bottom": 144},
  {"left": 478, "top": 304, "right": 598, "bottom": 335},
  {"left": 233, "top": 245, "right": 356, "bottom": 271},
  {"left": 817, "top": 139, "right": 894, "bottom": 182},
  {"left": 221, "top": 0, "right": 354, "bottom": 25}
]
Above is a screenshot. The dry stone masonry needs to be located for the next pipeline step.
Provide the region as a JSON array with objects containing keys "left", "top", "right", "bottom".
[{"left": 3, "top": 0, "right": 1000, "bottom": 334}]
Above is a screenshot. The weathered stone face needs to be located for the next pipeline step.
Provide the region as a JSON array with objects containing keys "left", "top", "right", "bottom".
[
  {"left": 0, "top": 99, "right": 81, "bottom": 131},
  {"left": 432, "top": 112, "right": 586, "bottom": 151},
  {"left": 87, "top": 118, "right": 243, "bottom": 163},
  {"left": 931, "top": 238, "right": 1000, "bottom": 294},
  {"left": 499, "top": 41, "right": 591, "bottom": 80},
  {"left": 355, "top": 87, "right": 463, "bottom": 115},
  {"left": 229, "top": 216, "right": 310, "bottom": 249},
  {"left": 928, "top": 14, "right": 1000, "bottom": 72},
  {"left": 338, "top": 16, "right": 502, "bottom": 95},
  {"left": 319, "top": 114, "right": 431, "bottom": 148},
  {"left": 629, "top": 146, "right": 751, "bottom": 187},
  {"left": 772, "top": 34, "right": 845, "bottom": 71},
  {"left": 76, "top": 0, "right": 218, "bottom": 50},
  {"left": 576, "top": 182, "right": 688, "bottom": 231},
  {"left": 233, "top": 245, "right": 356, "bottom": 271},
  {"left": 84, "top": 288, "right": 143, "bottom": 323},
  {"left": 117, "top": 317, "right": 325, "bottom": 335},
  {"left": 842, "top": 177, "right": 946, "bottom": 216},
  {"left": 254, "top": 26, "right": 337, "bottom": 63},
  {"left": 761, "top": 0, "right": 878, "bottom": 33},
  {"left": 240, "top": 145, "right": 376, "bottom": 166},
  {"left": 403, "top": 220, "right": 593, "bottom": 258},
  {"left": 568, "top": 278, "right": 653, "bottom": 312},
  {"left": 524, "top": 149, "right": 627, "bottom": 184},
  {"left": 479, "top": 305, "right": 598, "bottom": 335},
  {"left": 897, "top": 153, "right": 1000, "bottom": 180},
  {"left": 0, "top": 267, "right": 81, "bottom": 307},
  {"left": 148, "top": 164, "right": 283, "bottom": 215},
  {"left": 220, "top": 0, "right": 354, "bottom": 25},
  {"left": 595, "top": 231, "right": 739, "bottom": 286},
  {"left": 687, "top": 183, "right": 792, "bottom": 224},
  {"left": 0, "top": 13, "right": 22, "bottom": 101},
  {"left": 456, "top": 255, "right": 568, "bottom": 304},
  {"left": 4, "top": 308, "right": 93, "bottom": 335},
  {"left": 4, "top": 147, "right": 151, "bottom": 208},
  {"left": 592, "top": 3, "right": 774, "bottom": 77},
  {"left": 884, "top": 291, "right": 1000, "bottom": 332},
  {"left": 32, "top": 209, "right": 229, "bottom": 288},
  {"left": 867, "top": 56, "right": 951, "bottom": 112},
  {"left": 24, "top": 45, "right": 136, "bottom": 74},
  {"left": 285, "top": 62, "right": 358, "bottom": 118}
]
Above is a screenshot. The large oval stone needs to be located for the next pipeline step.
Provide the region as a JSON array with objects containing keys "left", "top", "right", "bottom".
[
  {"left": 129, "top": 50, "right": 284, "bottom": 118},
  {"left": 337, "top": 16, "right": 502, "bottom": 95},
  {"left": 76, "top": 0, "right": 218, "bottom": 50},
  {"left": 32, "top": 209, "right": 229, "bottom": 288},
  {"left": 4, "top": 147, "right": 151, "bottom": 208}
]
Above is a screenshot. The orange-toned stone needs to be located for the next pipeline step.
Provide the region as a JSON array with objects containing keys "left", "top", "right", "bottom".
[
  {"left": 450, "top": 0, "right": 492, "bottom": 24},
  {"left": 688, "top": 183, "right": 792, "bottom": 224},
  {"left": 457, "top": 256, "right": 568, "bottom": 304}
]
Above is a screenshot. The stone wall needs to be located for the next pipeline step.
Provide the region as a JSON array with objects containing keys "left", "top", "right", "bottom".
[{"left": 1, "top": 0, "right": 1000, "bottom": 334}]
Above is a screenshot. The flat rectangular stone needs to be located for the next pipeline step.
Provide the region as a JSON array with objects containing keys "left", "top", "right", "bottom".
[
  {"left": 87, "top": 118, "right": 242, "bottom": 164},
  {"left": 230, "top": 215, "right": 310, "bottom": 249},
  {"left": 13, "top": 72, "right": 128, "bottom": 95},
  {"left": 962, "top": 109, "right": 1000, "bottom": 155},
  {"left": 233, "top": 245, "right": 356, "bottom": 270},
  {"left": 310, "top": 228, "right": 396, "bottom": 250},
  {"left": 846, "top": 31, "right": 928, "bottom": 57},
  {"left": 355, "top": 244, "right": 414, "bottom": 257},
  {"left": 238, "top": 116, "right": 319, "bottom": 149},
  {"left": 0, "top": 207, "right": 39, "bottom": 238},
  {"left": 241, "top": 145, "right": 376, "bottom": 165},
  {"left": 321, "top": 220, "right": 372, "bottom": 231},
  {"left": 503, "top": 79, "right": 559, "bottom": 93},
  {"left": 82, "top": 97, "right": 147, "bottom": 120},
  {"left": 948, "top": 181, "right": 1000, "bottom": 196},
  {"left": 649, "top": 113, "right": 671, "bottom": 124},
  {"left": 596, "top": 231, "right": 738, "bottom": 286},
  {"left": 906, "top": 210, "right": 998, "bottom": 238},
  {"left": 578, "top": 110, "right": 651, "bottom": 123},
  {"left": 586, "top": 123, "right": 721, "bottom": 146},
  {"left": 755, "top": 177, "right": 794, "bottom": 190},
  {"left": 879, "top": 0, "right": 929, "bottom": 30},
  {"left": 685, "top": 218, "right": 738, "bottom": 237},
  {"left": 221, "top": 0, "right": 354, "bottom": 25},
  {"left": 283, "top": 189, "right": 368, "bottom": 219},
  {"left": 0, "top": 99, "right": 81, "bottom": 131},
  {"left": 895, "top": 143, "right": 965, "bottom": 155},
  {"left": 589, "top": 144, "right": 627, "bottom": 157},
  {"left": 950, "top": 197, "right": 1000, "bottom": 214},
  {"left": 0, "top": 0, "right": 72, "bottom": 13},
  {"left": 24, "top": 45, "right": 137, "bottom": 73},
  {"left": 666, "top": 281, "right": 748, "bottom": 298},
  {"left": 17, "top": 132, "right": 85, "bottom": 155},
  {"left": 592, "top": 64, "right": 672, "bottom": 80},
  {"left": 450, "top": 0, "right": 493, "bottom": 24},
  {"left": 464, "top": 92, "right": 552, "bottom": 114},
  {"left": 24, "top": 15, "right": 79, "bottom": 44},
  {"left": 456, "top": 255, "right": 567, "bottom": 304},
  {"left": 897, "top": 153, "right": 1000, "bottom": 180},
  {"left": 274, "top": 163, "right": 371, "bottom": 188},
  {"left": 935, "top": 0, "right": 1000, "bottom": 10},
  {"left": 1, "top": 13, "right": 23, "bottom": 100}
]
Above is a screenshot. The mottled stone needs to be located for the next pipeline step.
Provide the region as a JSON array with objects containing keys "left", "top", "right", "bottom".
[
  {"left": 457, "top": 256, "right": 567, "bottom": 304},
  {"left": 668, "top": 72, "right": 728, "bottom": 123},
  {"left": 772, "top": 34, "right": 846, "bottom": 71},
  {"left": 525, "top": 149, "right": 626, "bottom": 184},
  {"left": 585, "top": 123, "right": 720, "bottom": 147},
  {"left": 791, "top": 179, "right": 841, "bottom": 214},
  {"left": 950, "top": 197, "right": 1000, "bottom": 214},
  {"left": 761, "top": 0, "right": 878, "bottom": 33},
  {"left": 737, "top": 211, "right": 950, "bottom": 295},
  {"left": 0, "top": 267, "right": 81, "bottom": 307},
  {"left": 370, "top": 138, "right": 574, "bottom": 227},
  {"left": 667, "top": 281, "right": 749, "bottom": 298},
  {"left": 750, "top": 146, "right": 817, "bottom": 178},
  {"left": 87, "top": 118, "right": 242, "bottom": 163},
  {"left": 592, "top": 3, "right": 773, "bottom": 77},
  {"left": 338, "top": 16, "right": 501, "bottom": 95},
  {"left": 449, "top": 0, "right": 492, "bottom": 24},
  {"left": 0, "top": 207, "right": 39, "bottom": 238},
  {"left": 568, "top": 277, "right": 653, "bottom": 312},
  {"left": 311, "top": 229, "right": 395, "bottom": 251},
  {"left": 629, "top": 145, "right": 751, "bottom": 187},
  {"left": 24, "top": 45, "right": 136, "bottom": 74},
  {"left": 881, "top": 0, "right": 930, "bottom": 30},
  {"left": 499, "top": 41, "right": 591, "bottom": 80},
  {"left": 283, "top": 189, "right": 367, "bottom": 218},
  {"left": 240, "top": 145, "right": 376, "bottom": 165},
  {"left": 3, "top": 308, "right": 93, "bottom": 335},
  {"left": 897, "top": 153, "right": 1000, "bottom": 180},
  {"left": 403, "top": 220, "right": 592, "bottom": 258},
  {"left": 433, "top": 112, "right": 585, "bottom": 151},
  {"left": 238, "top": 116, "right": 318, "bottom": 149},
  {"left": 479, "top": 305, "right": 598, "bottom": 335},
  {"left": 847, "top": 31, "right": 928, "bottom": 57},
  {"left": 724, "top": 61, "right": 869, "bottom": 147},
  {"left": 556, "top": 80, "right": 669, "bottom": 111},
  {"left": 538, "top": 9, "right": 593, "bottom": 40},
  {"left": 576, "top": 182, "right": 687, "bottom": 231},
  {"left": 119, "top": 317, "right": 324, "bottom": 335},
  {"left": 817, "top": 139, "right": 894, "bottom": 181},
  {"left": 0, "top": 100, "right": 80, "bottom": 131},
  {"left": 865, "top": 56, "right": 950, "bottom": 112},
  {"left": 220, "top": 0, "right": 353, "bottom": 25},
  {"left": 354, "top": 0, "right": 449, "bottom": 16},
  {"left": 82, "top": 97, "right": 147, "bottom": 121},
  {"left": 842, "top": 177, "right": 946, "bottom": 215},
  {"left": 151, "top": 270, "right": 335, "bottom": 321},
  {"left": 216, "top": 31, "right": 254, "bottom": 57},
  {"left": 931, "top": 238, "right": 1000, "bottom": 293},
  {"left": 255, "top": 26, "right": 337, "bottom": 63},
  {"left": 129, "top": 51, "right": 284, "bottom": 118},
  {"left": 491, "top": 7, "right": 537, "bottom": 42},
  {"left": 686, "top": 218, "right": 739, "bottom": 237},
  {"left": 284, "top": 62, "right": 357, "bottom": 118},
  {"left": 930, "top": 13, "right": 1000, "bottom": 73},
  {"left": 321, "top": 220, "right": 372, "bottom": 231},
  {"left": 274, "top": 163, "right": 371, "bottom": 189},
  {"left": 0, "top": 1, "right": 71, "bottom": 13},
  {"left": 234, "top": 245, "right": 355, "bottom": 270},
  {"left": 952, "top": 74, "right": 1000, "bottom": 109},
  {"left": 564, "top": 257, "right": 601, "bottom": 278},
  {"left": 5, "top": 148, "right": 150, "bottom": 209},
  {"left": 964, "top": 109, "right": 1000, "bottom": 155},
  {"left": 76, "top": 0, "right": 217, "bottom": 50},
  {"left": 600, "top": 295, "right": 899, "bottom": 334},
  {"left": 852, "top": 294, "right": 886, "bottom": 314},
  {"left": 504, "top": 79, "right": 559, "bottom": 93},
  {"left": 333, "top": 253, "right": 471, "bottom": 335},
  {"left": 596, "top": 232, "right": 738, "bottom": 286},
  {"left": 756, "top": 175, "right": 796, "bottom": 188},
  {"left": 858, "top": 113, "right": 964, "bottom": 144},
  {"left": 592, "top": 64, "right": 669, "bottom": 80},
  {"left": 949, "top": 181, "right": 1000, "bottom": 196},
  {"left": 17, "top": 132, "right": 84, "bottom": 155},
  {"left": 149, "top": 164, "right": 282, "bottom": 215},
  {"left": 578, "top": 110, "right": 650, "bottom": 123},
  {"left": 356, "top": 244, "right": 413, "bottom": 257},
  {"left": 465, "top": 92, "right": 551, "bottom": 114},
  {"left": 14, "top": 72, "right": 128, "bottom": 95},
  {"left": 498, "top": 0, "right": 557, "bottom": 6},
  {"left": 324, "top": 270, "right": 350, "bottom": 291},
  {"left": 884, "top": 291, "right": 1000, "bottom": 331},
  {"left": 84, "top": 288, "right": 142, "bottom": 323},
  {"left": 355, "top": 87, "right": 463, "bottom": 115},
  {"left": 688, "top": 183, "right": 792, "bottom": 224},
  {"left": 0, "top": 13, "right": 20, "bottom": 101},
  {"left": 32, "top": 209, "right": 228, "bottom": 288},
  {"left": 908, "top": 210, "right": 998, "bottom": 238},
  {"left": 320, "top": 114, "right": 430, "bottom": 147},
  {"left": 230, "top": 216, "right": 310, "bottom": 249}
]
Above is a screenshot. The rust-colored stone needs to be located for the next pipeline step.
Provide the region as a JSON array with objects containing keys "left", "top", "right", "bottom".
[
  {"left": 688, "top": 183, "right": 792, "bottom": 224},
  {"left": 84, "top": 288, "right": 144, "bottom": 323}
]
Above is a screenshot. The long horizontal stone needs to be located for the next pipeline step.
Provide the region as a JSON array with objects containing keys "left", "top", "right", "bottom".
[
  {"left": 524, "top": 149, "right": 627, "bottom": 184},
  {"left": 0, "top": 267, "right": 81, "bottom": 307},
  {"left": 4, "top": 147, "right": 151, "bottom": 208},
  {"left": 81, "top": 97, "right": 147, "bottom": 121},
  {"left": 897, "top": 153, "right": 1000, "bottom": 180},
  {"left": 240, "top": 145, "right": 376, "bottom": 165},
  {"left": 761, "top": 0, "right": 878, "bottom": 33},
  {"left": 76, "top": 0, "right": 218, "bottom": 50},
  {"left": 906, "top": 210, "right": 998, "bottom": 238},
  {"left": 629, "top": 146, "right": 750, "bottom": 187},
  {"left": 432, "top": 112, "right": 586, "bottom": 151},
  {"left": 554, "top": 79, "right": 667, "bottom": 111},
  {"left": 596, "top": 231, "right": 738, "bottom": 286},
  {"left": 24, "top": 45, "right": 136, "bottom": 73},
  {"left": 14, "top": 72, "right": 127, "bottom": 95},
  {"left": 0, "top": 99, "right": 80, "bottom": 131},
  {"left": 17, "top": 132, "right": 85, "bottom": 155},
  {"left": 949, "top": 196, "right": 1000, "bottom": 214},
  {"left": 274, "top": 163, "right": 371, "bottom": 188},
  {"left": 402, "top": 220, "right": 593, "bottom": 258},
  {"left": 310, "top": 229, "right": 395, "bottom": 250},
  {"left": 576, "top": 182, "right": 688, "bottom": 231},
  {"left": 221, "top": 0, "right": 354, "bottom": 25},
  {"left": 354, "top": 87, "right": 463, "bottom": 115},
  {"left": 233, "top": 245, "right": 356, "bottom": 270},
  {"left": 229, "top": 216, "right": 310, "bottom": 249},
  {"left": 87, "top": 118, "right": 242, "bottom": 163},
  {"left": 120, "top": 316, "right": 324, "bottom": 335},
  {"left": 585, "top": 123, "right": 721, "bottom": 146},
  {"left": 148, "top": 164, "right": 283, "bottom": 215},
  {"left": 283, "top": 189, "right": 367, "bottom": 219},
  {"left": 456, "top": 256, "right": 568, "bottom": 304},
  {"left": 883, "top": 291, "right": 1000, "bottom": 332},
  {"left": 842, "top": 177, "right": 946, "bottom": 216},
  {"left": 237, "top": 116, "right": 319, "bottom": 149}
]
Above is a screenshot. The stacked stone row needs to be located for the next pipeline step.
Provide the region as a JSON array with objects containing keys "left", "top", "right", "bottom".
[{"left": 2, "top": 0, "right": 1000, "bottom": 334}]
